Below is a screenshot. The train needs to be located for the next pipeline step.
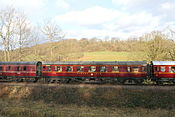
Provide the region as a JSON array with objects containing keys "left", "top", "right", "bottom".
[{"left": 0, "top": 61, "right": 175, "bottom": 85}]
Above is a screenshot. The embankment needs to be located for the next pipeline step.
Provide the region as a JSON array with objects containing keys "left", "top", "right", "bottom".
[{"left": 0, "top": 84, "right": 175, "bottom": 109}]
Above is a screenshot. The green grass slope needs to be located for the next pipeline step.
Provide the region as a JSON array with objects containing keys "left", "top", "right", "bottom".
[{"left": 78, "top": 51, "right": 146, "bottom": 61}]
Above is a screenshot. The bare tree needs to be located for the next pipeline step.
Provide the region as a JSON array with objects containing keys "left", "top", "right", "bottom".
[
  {"left": 0, "top": 7, "right": 16, "bottom": 61},
  {"left": 143, "top": 31, "right": 170, "bottom": 61},
  {"left": 15, "top": 13, "right": 31, "bottom": 61},
  {"left": 41, "top": 20, "right": 65, "bottom": 61},
  {"left": 164, "top": 28, "right": 175, "bottom": 60},
  {"left": 0, "top": 7, "right": 32, "bottom": 61}
]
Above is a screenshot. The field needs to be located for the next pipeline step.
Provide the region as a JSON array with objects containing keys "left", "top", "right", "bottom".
[
  {"left": 0, "top": 84, "right": 175, "bottom": 117},
  {"left": 78, "top": 51, "right": 146, "bottom": 61}
]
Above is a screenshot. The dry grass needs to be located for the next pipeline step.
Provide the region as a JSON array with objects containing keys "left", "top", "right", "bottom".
[
  {"left": 78, "top": 51, "right": 146, "bottom": 61},
  {"left": 0, "top": 99, "right": 175, "bottom": 117},
  {"left": 0, "top": 85, "right": 175, "bottom": 117}
]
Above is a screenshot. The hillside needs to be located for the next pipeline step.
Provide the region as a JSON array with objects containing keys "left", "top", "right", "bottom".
[
  {"left": 78, "top": 51, "right": 146, "bottom": 61},
  {"left": 0, "top": 39, "right": 148, "bottom": 62},
  {"left": 1, "top": 34, "right": 174, "bottom": 62}
]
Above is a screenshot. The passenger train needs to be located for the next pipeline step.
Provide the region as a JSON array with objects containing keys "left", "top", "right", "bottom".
[{"left": 0, "top": 61, "right": 175, "bottom": 84}]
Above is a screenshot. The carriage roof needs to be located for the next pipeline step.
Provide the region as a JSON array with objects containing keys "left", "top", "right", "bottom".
[
  {"left": 152, "top": 61, "right": 175, "bottom": 65},
  {"left": 0, "top": 61, "right": 41, "bottom": 65},
  {"left": 42, "top": 61, "right": 147, "bottom": 65}
]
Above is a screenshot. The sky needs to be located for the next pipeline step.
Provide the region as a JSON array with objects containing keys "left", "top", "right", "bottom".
[{"left": 1, "top": 0, "right": 175, "bottom": 39}]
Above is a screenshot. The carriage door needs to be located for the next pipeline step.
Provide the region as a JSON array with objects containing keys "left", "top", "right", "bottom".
[
  {"left": 0, "top": 66, "right": 3, "bottom": 77},
  {"left": 154, "top": 66, "right": 159, "bottom": 78},
  {"left": 36, "top": 62, "right": 42, "bottom": 77}
]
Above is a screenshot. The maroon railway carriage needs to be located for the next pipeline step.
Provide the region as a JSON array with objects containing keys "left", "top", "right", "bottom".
[
  {"left": 42, "top": 61, "right": 148, "bottom": 84},
  {"left": 151, "top": 61, "right": 175, "bottom": 84},
  {"left": 0, "top": 61, "right": 42, "bottom": 82}
]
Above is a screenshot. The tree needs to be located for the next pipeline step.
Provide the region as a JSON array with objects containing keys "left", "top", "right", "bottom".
[
  {"left": 0, "top": 7, "right": 18, "bottom": 61},
  {"left": 41, "top": 20, "right": 65, "bottom": 61},
  {"left": 15, "top": 12, "right": 31, "bottom": 61},
  {"left": 164, "top": 28, "right": 175, "bottom": 60},
  {"left": 0, "top": 7, "right": 31, "bottom": 61},
  {"left": 143, "top": 31, "right": 170, "bottom": 61}
]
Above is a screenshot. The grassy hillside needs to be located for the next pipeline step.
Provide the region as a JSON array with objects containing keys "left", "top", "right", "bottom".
[
  {"left": 78, "top": 51, "right": 146, "bottom": 61},
  {"left": 1, "top": 37, "right": 174, "bottom": 61},
  {"left": 0, "top": 39, "right": 150, "bottom": 62}
]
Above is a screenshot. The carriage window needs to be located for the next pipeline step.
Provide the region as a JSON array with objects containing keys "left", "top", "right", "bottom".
[
  {"left": 100, "top": 66, "right": 106, "bottom": 72},
  {"left": 132, "top": 67, "right": 139, "bottom": 72},
  {"left": 55, "top": 66, "right": 62, "bottom": 72},
  {"left": 155, "top": 67, "right": 159, "bottom": 72},
  {"left": 77, "top": 66, "right": 84, "bottom": 72},
  {"left": 7, "top": 66, "right": 11, "bottom": 70},
  {"left": 89, "top": 66, "right": 96, "bottom": 72},
  {"left": 17, "top": 66, "right": 20, "bottom": 71},
  {"left": 0, "top": 66, "right": 2, "bottom": 71},
  {"left": 23, "top": 66, "right": 27, "bottom": 71},
  {"left": 66, "top": 66, "right": 73, "bottom": 72},
  {"left": 127, "top": 67, "right": 131, "bottom": 72},
  {"left": 160, "top": 66, "right": 165, "bottom": 72},
  {"left": 112, "top": 66, "right": 119, "bottom": 72},
  {"left": 169, "top": 67, "right": 175, "bottom": 73},
  {"left": 142, "top": 67, "right": 146, "bottom": 72},
  {"left": 48, "top": 66, "right": 51, "bottom": 71},
  {"left": 43, "top": 66, "right": 46, "bottom": 71}
]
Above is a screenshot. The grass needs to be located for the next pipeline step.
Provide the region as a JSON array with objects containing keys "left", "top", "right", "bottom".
[
  {"left": 1, "top": 85, "right": 175, "bottom": 117},
  {"left": 0, "top": 99, "right": 175, "bottom": 117},
  {"left": 78, "top": 51, "right": 146, "bottom": 61}
]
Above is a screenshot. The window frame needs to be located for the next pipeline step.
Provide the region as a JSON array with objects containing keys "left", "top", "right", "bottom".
[
  {"left": 0, "top": 66, "right": 2, "bottom": 71},
  {"left": 55, "top": 66, "right": 62, "bottom": 72},
  {"left": 132, "top": 67, "right": 140, "bottom": 72},
  {"left": 112, "top": 66, "right": 119, "bottom": 72},
  {"left": 155, "top": 67, "right": 159, "bottom": 72},
  {"left": 76, "top": 66, "right": 84, "bottom": 72},
  {"left": 17, "top": 66, "right": 20, "bottom": 71},
  {"left": 89, "top": 66, "right": 96, "bottom": 72},
  {"left": 48, "top": 66, "right": 52, "bottom": 71},
  {"left": 160, "top": 66, "right": 165, "bottom": 72},
  {"left": 66, "top": 66, "right": 73, "bottom": 72},
  {"left": 100, "top": 66, "right": 107, "bottom": 72},
  {"left": 23, "top": 66, "right": 27, "bottom": 71},
  {"left": 169, "top": 66, "right": 175, "bottom": 73},
  {"left": 127, "top": 67, "right": 131, "bottom": 72}
]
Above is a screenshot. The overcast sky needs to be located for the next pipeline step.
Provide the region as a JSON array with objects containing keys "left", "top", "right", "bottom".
[{"left": 1, "top": 0, "right": 175, "bottom": 39}]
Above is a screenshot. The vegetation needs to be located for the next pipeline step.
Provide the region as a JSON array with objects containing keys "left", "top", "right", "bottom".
[
  {"left": 79, "top": 51, "right": 145, "bottom": 61},
  {"left": 1, "top": 5, "right": 175, "bottom": 117},
  {"left": 0, "top": 85, "right": 175, "bottom": 117},
  {"left": 0, "top": 29, "right": 175, "bottom": 62},
  {"left": 1, "top": 99, "right": 175, "bottom": 117}
]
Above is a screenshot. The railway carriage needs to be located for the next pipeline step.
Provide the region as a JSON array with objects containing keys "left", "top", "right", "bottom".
[
  {"left": 1, "top": 60, "right": 175, "bottom": 85},
  {"left": 0, "top": 61, "right": 42, "bottom": 82},
  {"left": 151, "top": 61, "right": 175, "bottom": 84},
  {"left": 42, "top": 61, "right": 148, "bottom": 84}
]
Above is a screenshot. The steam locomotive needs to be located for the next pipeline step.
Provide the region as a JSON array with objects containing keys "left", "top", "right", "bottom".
[{"left": 0, "top": 61, "right": 175, "bottom": 85}]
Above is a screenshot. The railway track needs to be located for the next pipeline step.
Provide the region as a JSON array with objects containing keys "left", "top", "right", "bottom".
[{"left": 1, "top": 82, "right": 175, "bottom": 90}]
